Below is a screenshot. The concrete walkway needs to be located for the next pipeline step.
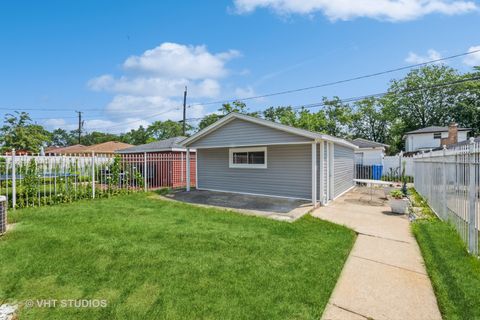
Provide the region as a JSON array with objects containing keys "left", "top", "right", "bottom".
[{"left": 312, "top": 188, "right": 442, "bottom": 320}]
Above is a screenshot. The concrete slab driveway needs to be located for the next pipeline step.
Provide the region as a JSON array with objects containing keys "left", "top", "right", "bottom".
[
  {"left": 313, "top": 188, "right": 441, "bottom": 320},
  {"left": 163, "top": 190, "right": 313, "bottom": 221}
]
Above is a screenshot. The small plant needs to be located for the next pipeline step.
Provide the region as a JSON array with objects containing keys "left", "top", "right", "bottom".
[{"left": 390, "top": 189, "right": 404, "bottom": 199}]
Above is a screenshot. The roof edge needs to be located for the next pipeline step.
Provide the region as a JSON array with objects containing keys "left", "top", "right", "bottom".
[{"left": 181, "top": 112, "right": 357, "bottom": 149}]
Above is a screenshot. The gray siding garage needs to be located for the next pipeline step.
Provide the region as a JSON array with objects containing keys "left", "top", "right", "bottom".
[
  {"left": 182, "top": 113, "right": 356, "bottom": 205},
  {"left": 198, "top": 144, "right": 312, "bottom": 199},
  {"left": 334, "top": 145, "right": 355, "bottom": 198}
]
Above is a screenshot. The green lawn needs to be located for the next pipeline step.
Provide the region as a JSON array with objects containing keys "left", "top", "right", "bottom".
[
  {"left": 412, "top": 220, "right": 480, "bottom": 320},
  {"left": 0, "top": 193, "right": 355, "bottom": 320}
]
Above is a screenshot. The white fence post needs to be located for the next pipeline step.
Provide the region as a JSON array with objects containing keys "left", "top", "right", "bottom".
[
  {"left": 11, "top": 149, "right": 16, "bottom": 209},
  {"left": 398, "top": 151, "right": 403, "bottom": 180},
  {"left": 468, "top": 138, "right": 477, "bottom": 254},
  {"left": 442, "top": 145, "right": 447, "bottom": 219},
  {"left": 186, "top": 148, "right": 191, "bottom": 192},
  {"left": 91, "top": 152, "right": 95, "bottom": 199},
  {"left": 144, "top": 152, "right": 148, "bottom": 192}
]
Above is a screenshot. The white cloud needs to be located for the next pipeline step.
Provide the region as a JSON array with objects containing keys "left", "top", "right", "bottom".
[
  {"left": 463, "top": 45, "right": 480, "bottom": 66},
  {"left": 123, "top": 42, "right": 240, "bottom": 79},
  {"left": 233, "top": 0, "right": 477, "bottom": 21},
  {"left": 43, "top": 118, "right": 78, "bottom": 131},
  {"left": 86, "top": 42, "right": 241, "bottom": 132},
  {"left": 88, "top": 75, "right": 220, "bottom": 98},
  {"left": 234, "top": 86, "right": 256, "bottom": 98},
  {"left": 83, "top": 118, "right": 150, "bottom": 134},
  {"left": 405, "top": 49, "right": 443, "bottom": 64}
]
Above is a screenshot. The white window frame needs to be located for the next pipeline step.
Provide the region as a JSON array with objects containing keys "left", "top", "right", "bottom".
[{"left": 229, "top": 147, "right": 267, "bottom": 169}]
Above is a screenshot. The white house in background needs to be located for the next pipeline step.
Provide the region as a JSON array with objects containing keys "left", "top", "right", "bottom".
[
  {"left": 350, "top": 138, "right": 389, "bottom": 165},
  {"left": 403, "top": 123, "right": 470, "bottom": 153}
]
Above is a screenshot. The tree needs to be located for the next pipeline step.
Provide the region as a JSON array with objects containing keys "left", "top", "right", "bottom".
[
  {"left": 321, "top": 97, "right": 354, "bottom": 138},
  {"left": 50, "top": 128, "right": 74, "bottom": 147},
  {"left": 121, "top": 126, "right": 150, "bottom": 145},
  {"left": 198, "top": 114, "right": 222, "bottom": 130},
  {"left": 147, "top": 120, "right": 191, "bottom": 141},
  {"left": 198, "top": 100, "right": 259, "bottom": 130},
  {"left": 384, "top": 65, "right": 460, "bottom": 131},
  {"left": 263, "top": 106, "right": 297, "bottom": 126},
  {"left": 78, "top": 131, "right": 122, "bottom": 145},
  {"left": 0, "top": 112, "right": 51, "bottom": 152},
  {"left": 351, "top": 97, "right": 388, "bottom": 143},
  {"left": 451, "top": 67, "right": 480, "bottom": 136}
]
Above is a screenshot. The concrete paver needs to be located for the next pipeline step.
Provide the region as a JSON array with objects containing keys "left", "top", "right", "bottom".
[{"left": 313, "top": 188, "right": 441, "bottom": 320}]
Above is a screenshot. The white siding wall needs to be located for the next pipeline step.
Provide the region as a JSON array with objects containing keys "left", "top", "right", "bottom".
[
  {"left": 355, "top": 149, "right": 384, "bottom": 165},
  {"left": 333, "top": 145, "right": 355, "bottom": 198},
  {"left": 406, "top": 131, "right": 469, "bottom": 152},
  {"left": 197, "top": 145, "right": 312, "bottom": 199}
]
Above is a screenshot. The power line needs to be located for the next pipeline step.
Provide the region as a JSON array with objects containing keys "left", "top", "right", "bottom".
[
  {"left": 182, "top": 75, "right": 480, "bottom": 122},
  {"left": 186, "top": 48, "right": 480, "bottom": 108},
  {"left": 0, "top": 107, "right": 103, "bottom": 112},
  {"left": 20, "top": 48, "right": 480, "bottom": 132},
  {"left": 86, "top": 106, "right": 183, "bottom": 131}
]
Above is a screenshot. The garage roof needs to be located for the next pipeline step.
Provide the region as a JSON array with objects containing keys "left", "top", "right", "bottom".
[
  {"left": 182, "top": 112, "right": 357, "bottom": 149},
  {"left": 116, "top": 136, "right": 189, "bottom": 153}
]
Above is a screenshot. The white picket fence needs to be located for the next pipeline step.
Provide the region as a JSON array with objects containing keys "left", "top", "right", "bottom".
[{"left": 414, "top": 140, "right": 480, "bottom": 256}]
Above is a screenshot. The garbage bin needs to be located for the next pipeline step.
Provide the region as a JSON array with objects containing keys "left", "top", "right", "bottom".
[{"left": 372, "top": 165, "right": 383, "bottom": 180}]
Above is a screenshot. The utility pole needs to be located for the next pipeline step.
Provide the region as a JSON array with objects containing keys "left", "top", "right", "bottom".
[
  {"left": 75, "top": 111, "right": 83, "bottom": 144},
  {"left": 182, "top": 86, "right": 187, "bottom": 135}
]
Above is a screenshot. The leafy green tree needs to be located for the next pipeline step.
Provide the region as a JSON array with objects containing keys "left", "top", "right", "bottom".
[
  {"left": 121, "top": 126, "right": 150, "bottom": 145},
  {"left": 147, "top": 120, "right": 191, "bottom": 141},
  {"left": 198, "top": 101, "right": 259, "bottom": 130},
  {"left": 78, "top": 131, "right": 123, "bottom": 145},
  {"left": 263, "top": 106, "right": 298, "bottom": 126},
  {"left": 198, "top": 113, "right": 222, "bottom": 130},
  {"left": 451, "top": 67, "right": 480, "bottom": 136},
  {"left": 321, "top": 97, "right": 354, "bottom": 138},
  {"left": 384, "top": 65, "right": 460, "bottom": 131},
  {"left": 50, "top": 128, "right": 75, "bottom": 147},
  {"left": 0, "top": 112, "right": 51, "bottom": 152},
  {"left": 351, "top": 97, "right": 388, "bottom": 143}
]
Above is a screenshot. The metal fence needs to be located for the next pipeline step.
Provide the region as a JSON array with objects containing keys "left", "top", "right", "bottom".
[
  {"left": 414, "top": 140, "right": 479, "bottom": 256},
  {"left": 0, "top": 151, "right": 195, "bottom": 209},
  {"left": 355, "top": 154, "right": 414, "bottom": 182}
]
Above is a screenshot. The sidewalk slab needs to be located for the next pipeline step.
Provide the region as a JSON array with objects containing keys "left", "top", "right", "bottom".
[
  {"left": 322, "top": 304, "right": 367, "bottom": 320},
  {"left": 328, "top": 255, "right": 441, "bottom": 320},
  {"left": 351, "top": 235, "right": 427, "bottom": 275},
  {"left": 313, "top": 188, "right": 441, "bottom": 320}
]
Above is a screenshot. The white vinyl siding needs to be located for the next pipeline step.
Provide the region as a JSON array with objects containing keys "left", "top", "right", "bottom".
[
  {"left": 333, "top": 145, "right": 355, "bottom": 198},
  {"left": 197, "top": 144, "right": 312, "bottom": 199},
  {"left": 189, "top": 118, "right": 312, "bottom": 148}
]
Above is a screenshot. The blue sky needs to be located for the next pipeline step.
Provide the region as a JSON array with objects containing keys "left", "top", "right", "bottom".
[{"left": 0, "top": 0, "right": 479, "bottom": 133}]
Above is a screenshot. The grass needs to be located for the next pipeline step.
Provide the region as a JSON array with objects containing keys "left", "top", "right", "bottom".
[
  {"left": 0, "top": 193, "right": 355, "bottom": 320},
  {"left": 410, "top": 188, "right": 480, "bottom": 320},
  {"left": 412, "top": 221, "right": 480, "bottom": 320}
]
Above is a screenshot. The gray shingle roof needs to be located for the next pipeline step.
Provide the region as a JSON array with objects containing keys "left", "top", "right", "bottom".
[
  {"left": 350, "top": 138, "right": 389, "bottom": 149},
  {"left": 116, "top": 136, "right": 188, "bottom": 153},
  {"left": 405, "top": 126, "right": 470, "bottom": 134}
]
